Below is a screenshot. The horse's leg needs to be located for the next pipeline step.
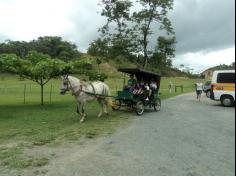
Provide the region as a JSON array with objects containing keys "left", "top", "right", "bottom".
[
  {"left": 97, "top": 99, "right": 104, "bottom": 118},
  {"left": 80, "top": 102, "right": 87, "bottom": 123},
  {"left": 77, "top": 102, "right": 84, "bottom": 116},
  {"left": 102, "top": 99, "right": 109, "bottom": 116}
]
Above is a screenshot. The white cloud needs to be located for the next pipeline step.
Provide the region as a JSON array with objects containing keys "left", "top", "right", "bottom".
[
  {"left": 173, "top": 47, "right": 235, "bottom": 73},
  {"left": 0, "top": 0, "right": 75, "bottom": 41}
]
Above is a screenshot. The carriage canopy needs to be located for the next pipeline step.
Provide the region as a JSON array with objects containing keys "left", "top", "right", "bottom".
[
  {"left": 118, "top": 68, "right": 162, "bottom": 90},
  {"left": 118, "top": 68, "right": 161, "bottom": 82}
]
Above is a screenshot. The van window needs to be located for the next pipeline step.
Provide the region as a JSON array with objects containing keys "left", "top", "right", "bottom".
[{"left": 217, "top": 73, "right": 235, "bottom": 83}]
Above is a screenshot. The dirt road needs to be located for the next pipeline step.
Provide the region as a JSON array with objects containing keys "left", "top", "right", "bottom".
[{"left": 42, "top": 93, "right": 235, "bottom": 176}]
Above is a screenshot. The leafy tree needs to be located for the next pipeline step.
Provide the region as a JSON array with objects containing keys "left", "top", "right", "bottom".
[
  {"left": 0, "top": 40, "right": 29, "bottom": 58},
  {"left": 0, "top": 51, "right": 71, "bottom": 105},
  {"left": 100, "top": 0, "right": 132, "bottom": 36},
  {"left": 151, "top": 36, "right": 176, "bottom": 67},
  {"left": 99, "top": 0, "right": 135, "bottom": 58},
  {"left": 87, "top": 38, "right": 109, "bottom": 57},
  {"left": 132, "top": 0, "right": 174, "bottom": 69},
  {"left": 30, "top": 36, "right": 81, "bottom": 61},
  {"left": 0, "top": 36, "right": 81, "bottom": 61},
  {"left": 86, "top": 71, "right": 108, "bottom": 82}
]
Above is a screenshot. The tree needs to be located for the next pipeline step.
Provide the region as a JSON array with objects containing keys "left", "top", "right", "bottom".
[
  {"left": 0, "top": 36, "right": 82, "bottom": 61},
  {"left": 151, "top": 36, "right": 176, "bottom": 67},
  {"left": 132, "top": 0, "right": 174, "bottom": 69},
  {"left": 99, "top": 0, "right": 134, "bottom": 58},
  {"left": 0, "top": 51, "right": 71, "bottom": 105},
  {"left": 30, "top": 36, "right": 81, "bottom": 61},
  {"left": 87, "top": 38, "right": 109, "bottom": 57},
  {"left": 0, "top": 40, "right": 29, "bottom": 58}
]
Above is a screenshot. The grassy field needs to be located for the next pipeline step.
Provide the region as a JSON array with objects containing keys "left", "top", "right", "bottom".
[{"left": 0, "top": 74, "right": 200, "bottom": 170}]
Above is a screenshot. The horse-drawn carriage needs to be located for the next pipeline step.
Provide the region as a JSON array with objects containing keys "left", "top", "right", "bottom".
[
  {"left": 60, "top": 68, "right": 161, "bottom": 122},
  {"left": 112, "top": 68, "right": 162, "bottom": 116}
]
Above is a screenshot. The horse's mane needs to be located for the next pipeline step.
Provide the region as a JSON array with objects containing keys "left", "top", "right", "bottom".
[
  {"left": 68, "top": 76, "right": 80, "bottom": 82},
  {"left": 68, "top": 76, "right": 80, "bottom": 85}
]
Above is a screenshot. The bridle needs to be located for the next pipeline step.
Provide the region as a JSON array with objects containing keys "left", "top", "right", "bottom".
[{"left": 61, "top": 75, "right": 83, "bottom": 96}]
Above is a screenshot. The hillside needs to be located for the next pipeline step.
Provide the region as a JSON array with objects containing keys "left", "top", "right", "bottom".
[
  {"left": 81, "top": 54, "right": 191, "bottom": 78},
  {"left": 202, "top": 63, "right": 235, "bottom": 73}
]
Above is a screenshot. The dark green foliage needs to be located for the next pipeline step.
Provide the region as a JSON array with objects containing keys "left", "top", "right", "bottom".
[
  {"left": 151, "top": 36, "right": 176, "bottom": 68},
  {"left": 71, "top": 59, "right": 93, "bottom": 74},
  {"left": 87, "top": 38, "right": 109, "bottom": 57},
  {"left": 211, "top": 64, "right": 235, "bottom": 70},
  {"left": 87, "top": 71, "right": 108, "bottom": 82},
  {"left": 0, "top": 36, "right": 81, "bottom": 61},
  {"left": 0, "top": 41, "right": 29, "bottom": 58},
  {"left": 30, "top": 36, "right": 81, "bottom": 61}
]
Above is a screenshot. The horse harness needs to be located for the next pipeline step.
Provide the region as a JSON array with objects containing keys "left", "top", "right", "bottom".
[{"left": 66, "top": 77, "right": 99, "bottom": 98}]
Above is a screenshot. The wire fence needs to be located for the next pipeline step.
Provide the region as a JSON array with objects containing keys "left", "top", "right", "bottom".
[{"left": 0, "top": 82, "right": 196, "bottom": 105}]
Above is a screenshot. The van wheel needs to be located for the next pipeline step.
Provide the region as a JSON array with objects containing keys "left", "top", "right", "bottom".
[
  {"left": 221, "top": 95, "right": 234, "bottom": 107},
  {"left": 206, "top": 90, "right": 211, "bottom": 98}
]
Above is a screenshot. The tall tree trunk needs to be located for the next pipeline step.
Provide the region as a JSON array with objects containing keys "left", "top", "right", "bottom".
[{"left": 143, "top": 32, "right": 148, "bottom": 69}]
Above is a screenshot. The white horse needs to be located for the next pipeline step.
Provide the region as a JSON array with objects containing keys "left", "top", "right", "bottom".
[{"left": 60, "top": 75, "right": 111, "bottom": 123}]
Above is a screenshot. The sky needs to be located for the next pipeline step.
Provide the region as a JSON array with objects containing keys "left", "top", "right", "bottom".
[{"left": 0, "top": 0, "right": 235, "bottom": 73}]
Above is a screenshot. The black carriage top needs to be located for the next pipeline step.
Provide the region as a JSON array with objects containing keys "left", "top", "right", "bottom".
[{"left": 118, "top": 68, "right": 162, "bottom": 90}]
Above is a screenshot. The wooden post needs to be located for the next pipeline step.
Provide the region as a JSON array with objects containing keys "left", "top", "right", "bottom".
[
  {"left": 50, "top": 84, "right": 53, "bottom": 103},
  {"left": 175, "top": 85, "right": 184, "bottom": 93}
]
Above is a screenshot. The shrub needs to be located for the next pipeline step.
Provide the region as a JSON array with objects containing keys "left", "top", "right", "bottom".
[{"left": 86, "top": 71, "right": 108, "bottom": 82}]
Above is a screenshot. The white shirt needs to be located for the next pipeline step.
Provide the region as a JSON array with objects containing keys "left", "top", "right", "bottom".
[
  {"left": 150, "top": 82, "right": 157, "bottom": 89},
  {"left": 196, "top": 83, "right": 203, "bottom": 91}
]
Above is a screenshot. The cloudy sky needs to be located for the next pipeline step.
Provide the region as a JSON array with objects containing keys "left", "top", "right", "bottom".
[{"left": 0, "top": 0, "right": 235, "bottom": 73}]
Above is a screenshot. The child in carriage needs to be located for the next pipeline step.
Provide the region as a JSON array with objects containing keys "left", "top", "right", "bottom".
[
  {"left": 149, "top": 80, "right": 158, "bottom": 99},
  {"left": 133, "top": 80, "right": 145, "bottom": 95}
]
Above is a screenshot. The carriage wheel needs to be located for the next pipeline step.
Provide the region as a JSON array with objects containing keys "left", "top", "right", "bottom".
[
  {"left": 154, "top": 98, "right": 161, "bottom": 112},
  {"left": 136, "top": 101, "right": 144, "bottom": 116},
  {"left": 112, "top": 99, "right": 121, "bottom": 111}
]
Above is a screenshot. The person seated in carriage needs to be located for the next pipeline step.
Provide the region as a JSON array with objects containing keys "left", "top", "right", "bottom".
[
  {"left": 133, "top": 80, "right": 151, "bottom": 101},
  {"left": 149, "top": 80, "right": 158, "bottom": 99},
  {"left": 124, "top": 74, "right": 137, "bottom": 92},
  {"left": 133, "top": 81, "right": 144, "bottom": 95}
]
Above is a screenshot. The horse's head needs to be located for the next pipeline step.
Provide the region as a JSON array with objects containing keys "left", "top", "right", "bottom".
[{"left": 60, "top": 75, "right": 70, "bottom": 95}]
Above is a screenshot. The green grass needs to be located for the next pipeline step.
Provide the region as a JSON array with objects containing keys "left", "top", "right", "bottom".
[{"left": 0, "top": 74, "right": 202, "bottom": 169}]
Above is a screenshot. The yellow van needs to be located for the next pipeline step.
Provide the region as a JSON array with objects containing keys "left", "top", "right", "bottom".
[{"left": 210, "top": 70, "right": 235, "bottom": 107}]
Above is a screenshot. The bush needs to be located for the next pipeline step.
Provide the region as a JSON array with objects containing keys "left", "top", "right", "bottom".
[{"left": 86, "top": 71, "right": 108, "bottom": 82}]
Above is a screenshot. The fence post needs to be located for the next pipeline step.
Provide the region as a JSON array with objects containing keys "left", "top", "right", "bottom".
[
  {"left": 175, "top": 85, "right": 184, "bottom": 93},
  {"left": 23, "top": 84, "right": 26, "bottom": 104},
  {"left": 4, "top": 84, "right": 7, "bottom": 94},
  {"left": 50, "top": 84, "right": 53, "bottom": 104}
]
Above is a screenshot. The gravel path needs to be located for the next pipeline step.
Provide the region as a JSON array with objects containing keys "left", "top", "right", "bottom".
[{"left": 45, "top": 93, "right": 235, "bottom": 176}]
